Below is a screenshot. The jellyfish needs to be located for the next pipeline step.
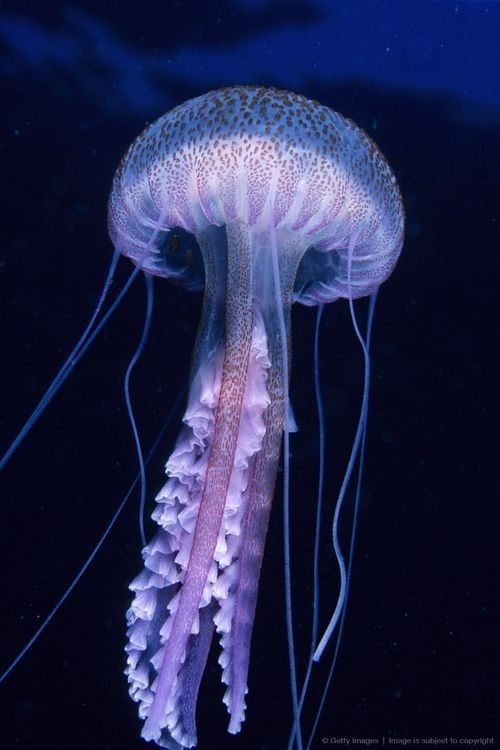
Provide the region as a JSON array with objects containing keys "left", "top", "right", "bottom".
[{"left": 104, "top": 86, "right": 405, "bottom": 748}]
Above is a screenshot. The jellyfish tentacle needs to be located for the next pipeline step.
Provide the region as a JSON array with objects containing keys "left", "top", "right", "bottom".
[
  {"left": 0, "top": 383, "right": 184, "bottom": 687},
  {"left": 288, "top": 302, "right": 325, "bottom": 750},
  {"left": 174, "top": 602, "right": 216, "bottom": 746},
  {"left": 313, "top": 228, "right": 373, "bottom": 663},
  {"left": 306, "top": 293, "right": 377, "bottom": 750},
  {"left": 124, "top": 271, "right": 155, "bottom": 547},
  {"left": 124, "top": 337, "right": 220, "bottom": 746},
  {"left": 0, "top": 249, "right": 120, "bottom": 472},
  {"left": 223, "top": 336, "right": 284, "bottom": 734},
  {"left": 208, "top": 299, "right": 273, "bottom": 725}
]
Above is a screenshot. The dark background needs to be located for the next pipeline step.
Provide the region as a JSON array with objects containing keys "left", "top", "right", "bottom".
[{"left": 0, "top": 2, "right": 498, "bottom": 749}]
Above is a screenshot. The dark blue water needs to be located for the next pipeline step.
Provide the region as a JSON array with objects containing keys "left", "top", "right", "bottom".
[{"left": 0, "top": 2, "right": 498, "bottom": 749}]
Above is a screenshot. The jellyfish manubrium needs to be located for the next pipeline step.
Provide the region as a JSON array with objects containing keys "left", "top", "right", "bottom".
[{"left": 108, "top": 86, "right": 404, "bottom": 748}]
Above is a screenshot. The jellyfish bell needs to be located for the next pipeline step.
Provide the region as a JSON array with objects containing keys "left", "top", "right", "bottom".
[
  {"left": 109, "top": 86, "right": 402, "bottom": 303},
  {"left": 107, "top": 86, "right": 404, "bottom": 748}
]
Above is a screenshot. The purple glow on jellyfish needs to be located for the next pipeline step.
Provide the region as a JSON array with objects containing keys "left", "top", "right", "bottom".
[{"left": 107, "top": 86, "right": 404, "bottom": 748}]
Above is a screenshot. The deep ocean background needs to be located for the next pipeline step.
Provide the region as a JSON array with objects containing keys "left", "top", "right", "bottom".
[{"left": 0, "top": 2, "right": 498, "bottom": 749}]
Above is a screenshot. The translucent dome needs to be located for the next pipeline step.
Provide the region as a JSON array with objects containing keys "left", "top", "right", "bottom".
[{"left": 108, "top": 86, "right": 404, "bottom": 303}]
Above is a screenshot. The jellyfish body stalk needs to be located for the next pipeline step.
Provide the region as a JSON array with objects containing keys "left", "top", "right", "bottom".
[{"left": 130, "top": 220, "right": 303, "bottom": 747}]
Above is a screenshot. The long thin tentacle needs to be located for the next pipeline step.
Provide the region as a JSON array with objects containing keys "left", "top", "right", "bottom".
[
  {"left": 313, "top": 230, "right": 375, "bottom": 662},
  {"left": 288, "top": 302, "right": 325, "bottom": 750},
  {"left": 268, "top": 220, "right": 303, "bottom": 750},
  {"left": 306, "top": 292, "right": 377, "bottom": 750},
  {"left": 124, "top": 272, "right": 155, "bottom": 547},
  {"left": 0, "top": 384, "right": 186, "bottom": 686},
  {"left": 0, "top": 249, "right": 120, "bottom": 471},
  {"left": 1, "top": 205, "right": 171, "bottom": 472}
]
